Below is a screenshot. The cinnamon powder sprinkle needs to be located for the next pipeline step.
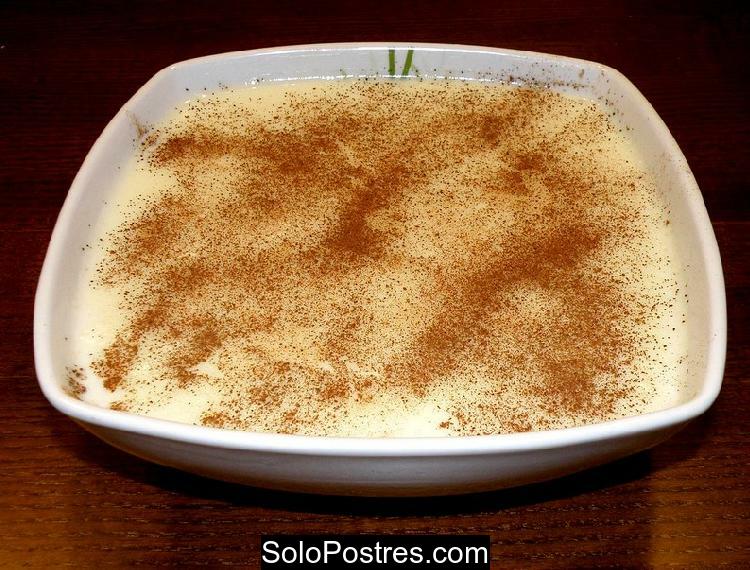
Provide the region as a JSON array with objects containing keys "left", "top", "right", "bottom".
[
  {"left": 65, "top": 366, "right": 86, "bottom": 399},
  {"left": 84, "top": 79, "right": 685, "bottom": 436}
]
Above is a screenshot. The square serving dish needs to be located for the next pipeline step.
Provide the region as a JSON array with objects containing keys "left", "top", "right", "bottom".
[{"left": 34, "top": 43, "right": 726, "bottom": 497}]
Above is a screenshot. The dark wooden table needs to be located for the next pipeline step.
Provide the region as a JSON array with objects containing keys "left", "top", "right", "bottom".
[{"left": 2, "top": 1, "right": 748, "bottom": 567}]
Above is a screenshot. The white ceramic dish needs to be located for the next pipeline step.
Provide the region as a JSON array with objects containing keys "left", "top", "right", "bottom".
[{"left": 34, "top": 43, "right": 726, "bottom": 497}]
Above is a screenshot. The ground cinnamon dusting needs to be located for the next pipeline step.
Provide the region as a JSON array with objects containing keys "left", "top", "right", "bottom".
[
  {"left": 82, "top": 79, "right": 683, "bottom": 436},
  {"left": 65, "top": 366, "right": 86, "bottom": 399}
]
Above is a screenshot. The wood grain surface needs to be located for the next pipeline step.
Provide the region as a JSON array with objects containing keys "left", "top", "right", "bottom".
[{"left": 1, "top": 1, "right": 748, "bottom": 567}]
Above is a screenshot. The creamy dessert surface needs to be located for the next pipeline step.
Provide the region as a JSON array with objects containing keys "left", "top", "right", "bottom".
[{"left": 68, "top": 78, "right": 689, "bottom": 437}]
